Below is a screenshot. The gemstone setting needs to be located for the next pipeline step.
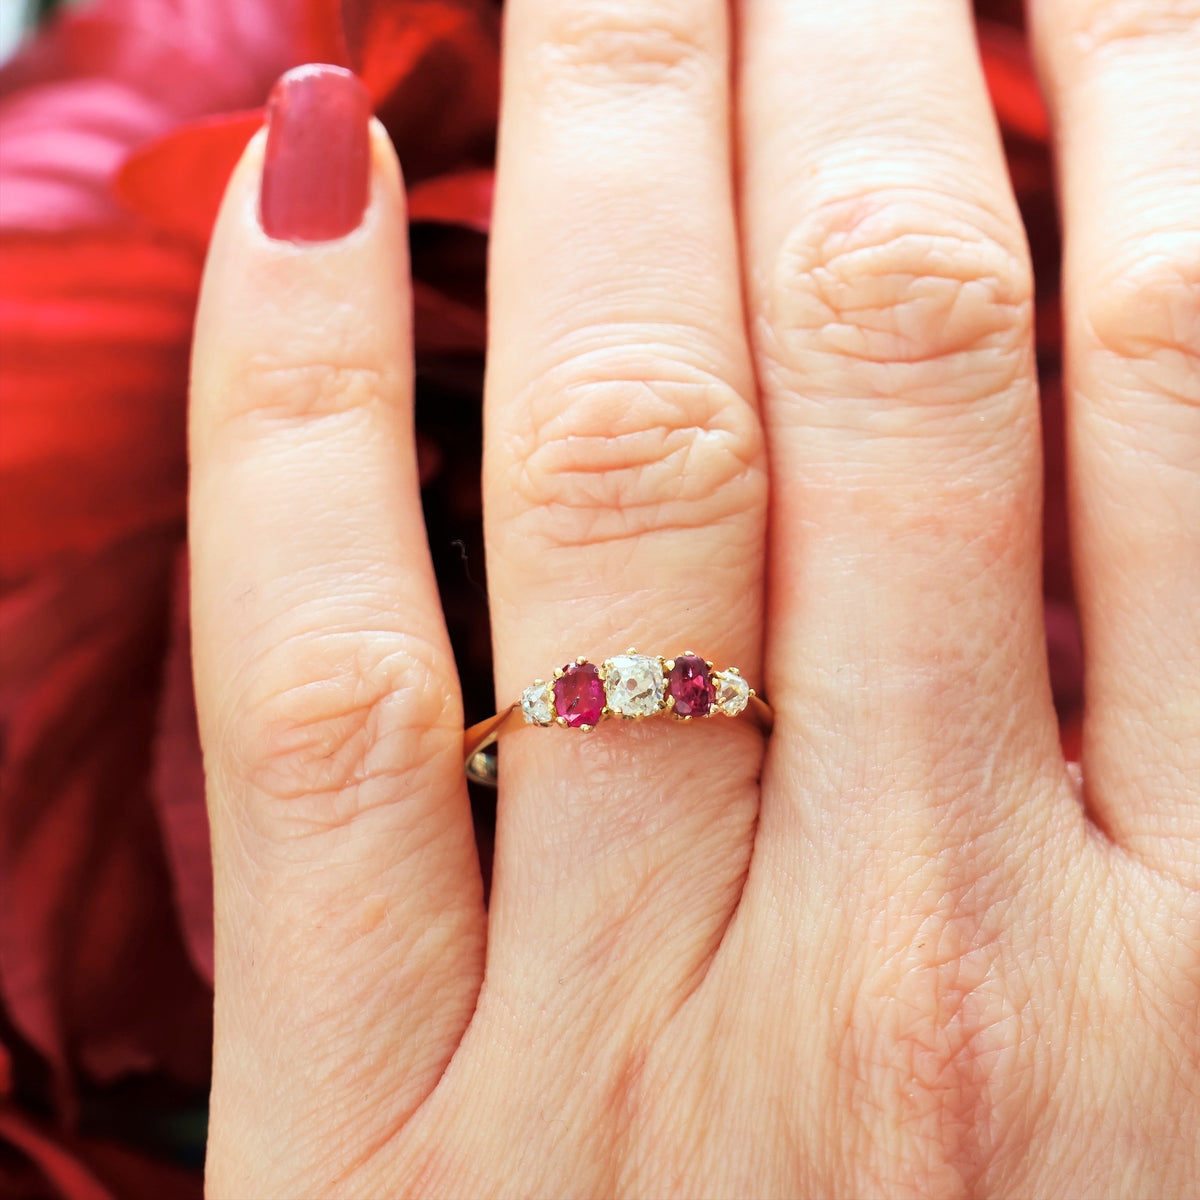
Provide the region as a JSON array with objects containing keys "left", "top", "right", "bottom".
[
  {"left": 553, "top": 661, "right": 605, "bottom": 728},
  {"left": 520, "top": 681, "right": 555, "bottom": 726},
  {"left": 713, "top": 668, "right": 750, "bottom": 716},
  {"left": 603, "top": 653, "right": 665, "bottom": 718},
  {"left": 667, "top": 654, "right": 715, "bottom": 718}
]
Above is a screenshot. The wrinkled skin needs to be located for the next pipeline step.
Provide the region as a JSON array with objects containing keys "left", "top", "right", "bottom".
[{"left": 191, "top": 1, "right": 1200, "bottom": 1196}]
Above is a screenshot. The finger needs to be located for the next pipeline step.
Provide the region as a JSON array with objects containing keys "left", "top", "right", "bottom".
[
  {"left": 1031, "top": 0, "right": 1200, "bottom": 879},
  {"left": 737, "top": 0, "right": 1071, "bottom": 877},
  {"left": 455, "top": 0, "right": 765, "bottom": 1165},
  {"left": 190, "top": 67, "right": 484, "bottom": 1195}
]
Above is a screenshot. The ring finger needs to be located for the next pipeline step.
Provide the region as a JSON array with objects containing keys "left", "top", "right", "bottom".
[{"left": 452, "top": 0, "right": 766, "bottom": 1172}]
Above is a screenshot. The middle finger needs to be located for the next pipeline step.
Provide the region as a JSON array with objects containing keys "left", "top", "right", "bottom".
[{"left": 737, "top": 0, "right": 1075, "bottom": 939}]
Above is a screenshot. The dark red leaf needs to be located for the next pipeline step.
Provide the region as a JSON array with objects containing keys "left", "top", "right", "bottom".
[
  {"left": 1059, "top": 713, "right": 1083, "bottom": 764},
  {"left": 413, "top": 279, "right": 487, "bottom": 355},
  {"left": 0, "top": 1105, "right": 112, "bottom": 1200},
  {"left": 0, "top": 1103, "right": 203, "bottom": 1200}
]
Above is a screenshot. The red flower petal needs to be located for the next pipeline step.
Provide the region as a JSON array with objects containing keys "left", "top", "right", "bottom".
[
  {"left": 1, "top": 188, "right": 207, "bottom": 1118},
  {"left": 107, "top": 0, "right": 359, "bottom": 246},
  {"left": 0, "top": 0, "right": 316, "bottom": 233},
  {"left": 978, "top": 19, "right": 1050, "bottom": 143},
  {"left": 341, "top": 0, "right": 497, "bottom": 101},
  {"left": 408, "top": 167, "right": 493, "bottom": 232},
  {"left": 149, "top": 551, "right": 213, "bottom": 985},
  {"left": 0, "top": 230, "right": 196, "bottom": 576},
  {"left": 115, "top": 111, "right": 264, "bottom": 245},
  {"left": 364, "top": 1, "right": 499, "bottom": 182},
  {"left": 0, "top": 537, "right": 211, "bottom": 1108}
]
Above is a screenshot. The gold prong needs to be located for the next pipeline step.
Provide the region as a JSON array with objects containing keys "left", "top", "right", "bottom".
[
  {"left": 626, "top": 646, "right": 637, "bottom": 655},
  {"left": 576, "top": 655, "right": 587, "bottom": 665},
  {"left": 705, "top": 659, "right": 714, "bottom": 669},
  {"left": 684, "top": 649, "right": 696, "bottom": 657},
  {"left": 553, "top": 667, "right": 564, "bottom": 679},
  {"left": 555, "top": 716, "right": 568, "bottom": 727},
  {"left": 580, "top": 723, "right": 594, "bottom": 732},
  {"left": 665, "top": 694, "right": 676, "bottom": 710},
  {"left": 665, "top": 658, "right": 675, "bottom": 671},
  {"left": 729, "top": 667, "right": 741, "bottom": 676}
]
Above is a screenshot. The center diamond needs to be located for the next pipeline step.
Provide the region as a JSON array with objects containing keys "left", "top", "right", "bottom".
[{"left": 603, "top": 654, "right": 664, "bottom": 719}]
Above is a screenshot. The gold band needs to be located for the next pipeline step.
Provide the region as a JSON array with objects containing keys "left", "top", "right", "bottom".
[{"left": 462, "top": 650, "right": 773, "bottom": 787}]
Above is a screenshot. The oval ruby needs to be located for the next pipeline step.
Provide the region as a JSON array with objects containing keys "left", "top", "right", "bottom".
[
  {"left": 553, "top": 662, "right": 605, "bottom": 728},
  {"left": 668, "top": 654, "right": 714, "bottom": 717}
]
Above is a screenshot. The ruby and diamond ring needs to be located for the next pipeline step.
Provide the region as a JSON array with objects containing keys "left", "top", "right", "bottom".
[
  {"left": 524, "top": 651, "right": 752, "bottom": 729},
  {"left": 463, "top": 650, "right": 772, "bottom": 786}
]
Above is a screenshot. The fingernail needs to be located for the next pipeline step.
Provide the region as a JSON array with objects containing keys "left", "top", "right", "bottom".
[{"left": 260, "top": 64, "right": 371, "bottom": 244}]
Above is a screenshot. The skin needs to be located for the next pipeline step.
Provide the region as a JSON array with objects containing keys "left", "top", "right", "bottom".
[{"left": 190, "top": 0, "right": 1200, "bottom": 1196}]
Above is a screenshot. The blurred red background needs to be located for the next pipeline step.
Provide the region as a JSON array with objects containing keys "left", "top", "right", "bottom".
[{"left": 0, "top": 0, "right": 1076, "bottom": 1194}]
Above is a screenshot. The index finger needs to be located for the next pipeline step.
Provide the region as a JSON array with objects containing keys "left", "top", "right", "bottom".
[{"left": 190, "top": 67, "right": 484, "bottom": 1195}]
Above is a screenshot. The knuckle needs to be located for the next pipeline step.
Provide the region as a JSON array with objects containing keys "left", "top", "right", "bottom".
[
  {"left": 1084, "top": 238, "right": 1200, "bottom": 413},
  {"left": 225, "top": 354, "right": 397, "bottom": 428},
  {"left": 761, "top": 189, "right": 1034, "bottom": 419},
  {"left": 528, "top": 1, "right": 715, "bottom": 93},
  {"left": 1058, "top": 0, "right": 1200, "bottom": 63},
  {"left": 502, "top": 342, "right": 764, "bottom": 552},
  {"left": 224, "top": 629, "right": 458, "bottom": 838}
]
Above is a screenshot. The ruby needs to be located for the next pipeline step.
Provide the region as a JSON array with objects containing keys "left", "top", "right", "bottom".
[
  {"left": 668, "top": 655, "right": 714, "bottom": 717},
  {"left": 553, "top": 662, "right": 605, "bottom": 728}
]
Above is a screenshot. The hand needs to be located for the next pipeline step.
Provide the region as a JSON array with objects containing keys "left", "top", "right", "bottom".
[{"left": 190, "top": 2, "right": 1200, "bottom": 1196}]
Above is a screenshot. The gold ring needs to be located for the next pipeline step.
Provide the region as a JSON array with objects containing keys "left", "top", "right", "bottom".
[{"left": 463, "top": 649, "right": 773, "bottom": 786}]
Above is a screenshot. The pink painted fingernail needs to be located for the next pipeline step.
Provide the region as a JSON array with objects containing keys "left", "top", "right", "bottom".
[{"left": 259, "top": 64, "right": 371, "bottom": 244}]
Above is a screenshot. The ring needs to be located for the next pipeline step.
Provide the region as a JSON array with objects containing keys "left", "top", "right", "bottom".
[{"left": 463, "top": 649, "right": 773, "bottom": 786}]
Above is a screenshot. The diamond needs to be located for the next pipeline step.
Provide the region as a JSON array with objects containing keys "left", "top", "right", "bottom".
[
  {"left": 553, "top": 662, "right": 605, "bottom": 728},
  {"left": 603, "top": 654, "right": 665, "bottom": 718},
  {"left": 668, "top": 654, "right": 715, "bottom": 717},
  {"left": 713, "top": 669, "right": 750, "bottom": 716},
  {"left": 521, "top": 681, "right": 554, "bottom": 725}
]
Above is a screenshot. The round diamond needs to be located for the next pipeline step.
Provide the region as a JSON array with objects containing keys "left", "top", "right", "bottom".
[
  {"left": 553, "top": 662, "right": 605, "bottom": 728},
  {"left": 521, "top": 681, "right": 554, "bottom": 725},
  {"left": 667, "top": 654, "right": 714, "bottom": 718},
  {"left": 603, "top": 654, "right": 664, "bottom": 718},
  {"left": 713, "top": 669, "right": 750, "bottom": 716}
]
